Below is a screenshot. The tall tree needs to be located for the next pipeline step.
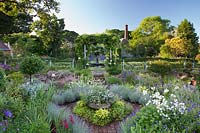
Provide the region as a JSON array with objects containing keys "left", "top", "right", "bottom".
[
  {"left": 177, "top": 19, "right": 199, "bottom": 57},
  {"left": 0, "top": 0, "right": 59, "bottom": 36},
  {"left": 130, "top": 16, "right": 171, "bottom": 57},
  {"left": 32, "top": 14, "right": 65, "bottom": 57},
  {"left": 160, "top": 37, "right": 192, "bottom": 58}
]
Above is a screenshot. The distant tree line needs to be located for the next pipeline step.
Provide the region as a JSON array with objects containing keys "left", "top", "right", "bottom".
[{"left": 0, "top": 1, "right": 199, "bottom": 59}]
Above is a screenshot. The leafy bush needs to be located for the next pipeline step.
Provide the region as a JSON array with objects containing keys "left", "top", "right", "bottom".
[
  {"left": 0, "top": 68, "right": 6, "bottom": 92},
  {"left": 149, "top": 60, "right": 172, "bottom": 76},
  {"left": 105, "top": 76, "right": 122, "bottom": 85},
  {"left": 52, "top": 90, "right": 76, "bottom": 105},
  {"left": 110, "top": 85, "right": 130, "bottom": 101},
  {"left": 148, "top": 60, "right": 172, "bottom": 86},
  {"left": 7, "top": 72, "right": 24, "bottom": 87},
  {"left": 106, "top": 65, "right": 122, "bottom": 75},
  {"left": 93, "top": 108, "right": 112, "bottom": 126},
  {"left": 21, "top": 78, "right": 48, "bottom": 97},
  {"left": 73, "top": 100, "right": 132, "bottom": 126},
  {"left": 83, "top": 87, "right": 116, "bottom": 107},
  {"left": 120, "top": 105, "right": 162, "bottom": 133},
  {"left": 20, "top": 55, "right": 45, "bottom": 83},
  {"left": 111, "top": 100, "right": 132, "bottom": 120},
  {"left": 74, "top": 69, "right": 92, "bottom": 77}
]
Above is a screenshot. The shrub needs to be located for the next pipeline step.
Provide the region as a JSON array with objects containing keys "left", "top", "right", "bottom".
[
  {"left": 120, "top": 105, "right": 162, "bottom": 133},
  {"left": 111, "top": 100, "right": 132, "bottom": 120},
  {"left": 73, "top": 100, "right": 132, "bottom": 126},
  {"left": 7, "top": 72, "right": 24, "bottom": 87},
  {"left": 52, "top": 89, "right": 81, "bottom": 105},
  {"left": 93, "top": 108, "right": 111, "bottom": 126},
  {"left": 105, "top": 76, "right": 122, "bottom": 85},
  {"left": 83, "top": 87, "right": 116, "bottom": 107},
  {"left": 148, "top": 60, "right": 172, "bottom": 86},
  {"left": 106, "top": 65, "right": 122, "bottom": 75},
  {"left": 109, "top": 85, "right": 130, "bottom": 101},
  {"left": 21, "top": 78, "right": 48, "bottom": 97},
  {"left": 0, "top": 68, "right": 6, "bottom": 92},
  {"left": 20, "top": 55, "right": 45, "bottom": 83},
  {"left": 128, "top": 90, "right": 141, "bottom": 103}
]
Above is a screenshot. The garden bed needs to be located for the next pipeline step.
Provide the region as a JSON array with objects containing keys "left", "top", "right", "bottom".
[{"left": 59, "top": 102, "right": 141, "bottom": 133}]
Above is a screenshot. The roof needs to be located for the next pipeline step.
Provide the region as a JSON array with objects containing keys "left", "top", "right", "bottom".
[{"left": 0, "top": 41, "right": 11, "bottom": 51}]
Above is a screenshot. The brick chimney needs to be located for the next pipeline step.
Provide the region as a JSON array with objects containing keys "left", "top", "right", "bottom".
[{"left": 124, "top": 24, "right": 128, "bottom": 40}]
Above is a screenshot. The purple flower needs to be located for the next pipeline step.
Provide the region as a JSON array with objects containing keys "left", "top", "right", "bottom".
[
  {"left": 4, "top": 110, "right": 12, "bottom": 118},
  {"left": 2, "top": 127, "right": 6, "bottom": 131},
  {"left": 0, "top": 122, "right": 3, "bottom": 126}
]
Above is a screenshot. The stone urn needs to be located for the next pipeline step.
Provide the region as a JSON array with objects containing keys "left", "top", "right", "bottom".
[{"left": 88, "top": 103, "right": 111, "bottom": 109}]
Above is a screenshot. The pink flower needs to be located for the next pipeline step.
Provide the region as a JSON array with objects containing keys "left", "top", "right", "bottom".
[
  {"left": 61, "top": 119, "right": 69, "bottom": 129},
  {"left": 69, "top": 115, "right": 74, "bottom": 124}
]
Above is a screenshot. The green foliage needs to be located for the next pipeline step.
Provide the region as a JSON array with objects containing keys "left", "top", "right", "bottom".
[
  {"left": 7, "top": 72, "right": 24, "bottom": 87},
  {"left": 74, "top": 68, "right": 92, "bottom": 78},
  {"left": 105, "top": 76, "right": 122, "bottom": 85},
  {"left": 106, "top": 65, "right": 122, "bottom": 75},
  {"left": 177, "top": 19, "right": 199, "bottom": 57},
  {"left": 73, "top": 100, "right": 132, "bottom": 126},
  {"left": 93, "top": 108, "right": 112, "bottom": 126},
  {"left": 47, "top": 102, "right": 89, "bottom": 133},
  {"left": 149, "top": 60, "right": 171, "bottom": 76},
  {"left": 120, "top": 105, "right": 162, "bottom": 133},
  {"left": 0, "top": 0, "right": 59, "bottom": 36},
  {"left": 20, "top": 55, "right": 45, "bottom": 83},
  {"left": 32, "top": 14, "right": 65, "bottom": 57},
  {"left": 83, "top": 87, "right": 116, "bottom": 106},
  {"left": 160, "top": 37, "right": 193, "bottom": 58},
  {"left": 111, "top": 101, "right": 132, "bottom": 120},
  {"left": 0, "top": 93, "right": 25, "bottom": 119},
  {"left": 0, "top": 68, "right": 6, "bottom": 92},
  {"left": 52, "top": 90, "right": 76, "bottom": 105},
  {"left": 130, "top": 16, "right": 171, "bottom": 57},
  {"left": 110, "top": 85, "right": 149, "bottom": 105},
  {"left": 110, "top": 85, "right": 131, "bottom": 101}
]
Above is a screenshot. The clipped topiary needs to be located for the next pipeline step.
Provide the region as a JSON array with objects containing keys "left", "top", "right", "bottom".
[{"left": 20, "top": 55, "right": 45, "bottom": 83}]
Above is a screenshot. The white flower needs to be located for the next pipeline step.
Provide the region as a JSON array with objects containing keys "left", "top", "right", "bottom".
[
  {"left": 143, "top": 90, "right": 148, "bottom": 95},
  {"left": 150, "top": 87, "right": 156, "bottom": 91},
  {"left": 51, "top": 73, "right": 56, "bottom": 78},
  {"left": 170, "top": 94, "right": 176, "bottom": 98},
  {"left": 174, "top": 86, "right": 180, "bottom": 90},
  {"left": 78, "top": 57, "right": 81, "bottom": 60},
  {"left": 164, "top": 89, "right": 169, "bottom": 94}
]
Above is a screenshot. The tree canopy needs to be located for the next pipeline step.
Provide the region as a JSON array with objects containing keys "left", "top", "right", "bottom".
[{"left": 130, "top": 16, "right": 171, "bottom": 57}]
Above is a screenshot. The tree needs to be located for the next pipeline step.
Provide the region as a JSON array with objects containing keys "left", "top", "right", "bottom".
[
  {"left": 0, "top": 0, "right": 59, "bottom": 36},
  {"left": 160, "top": 37, "right": 192, "bottom": 58},
  {"left": 20, "top": 55, "right": 45, "bottom": 83},
  {"left": 3, "top": 33, "right": 45, "bottom": 56},
  {"left": 130, "top": 16, "right": 171, "bottom": 57},
  {"left": 177, "top": 19, "right": 199, "bottom": 58},
  {"left": 32, "top": 14, "right": 65, "bottom": 57}
]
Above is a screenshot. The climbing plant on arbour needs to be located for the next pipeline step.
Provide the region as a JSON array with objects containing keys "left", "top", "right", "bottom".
[{"left": 74, "top": 33, "right": 120, "bottom": 69}]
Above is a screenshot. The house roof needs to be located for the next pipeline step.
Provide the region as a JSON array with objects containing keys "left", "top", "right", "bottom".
[{"left": 0, "top": 41, "right": 11, "bottom": 51}]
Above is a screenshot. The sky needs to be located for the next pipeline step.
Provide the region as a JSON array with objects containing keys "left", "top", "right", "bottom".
[{"left": 56, "top": 0, "right": 200, "bottom": 37}]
